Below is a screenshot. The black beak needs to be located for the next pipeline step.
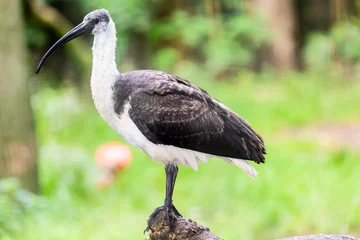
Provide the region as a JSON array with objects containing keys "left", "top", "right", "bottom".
[{"left": 35, "top": 21, "right": 93, "bottom": 74}]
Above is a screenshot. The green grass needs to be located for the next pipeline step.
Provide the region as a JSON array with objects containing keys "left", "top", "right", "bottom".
[{"left": 2, "top": 72, "right": 360, "bottom": 239}]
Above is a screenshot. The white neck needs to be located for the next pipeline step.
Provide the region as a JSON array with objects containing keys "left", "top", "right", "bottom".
[{"left": 90, "top": 19, "right": 119, "bottom": 115}]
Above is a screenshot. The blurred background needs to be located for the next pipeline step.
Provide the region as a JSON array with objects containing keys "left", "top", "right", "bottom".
[{"left": 1, "top": 0, "right": 360, "bottom": 239}]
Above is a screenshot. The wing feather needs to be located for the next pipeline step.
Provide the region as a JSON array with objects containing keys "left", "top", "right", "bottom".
[{"left": 127, "top": 72, "right": 265, "bottom": 163}]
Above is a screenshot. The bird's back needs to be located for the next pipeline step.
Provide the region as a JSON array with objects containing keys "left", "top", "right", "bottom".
[{"left": 113, "top": 70, "right": 265, "bottom": 165}]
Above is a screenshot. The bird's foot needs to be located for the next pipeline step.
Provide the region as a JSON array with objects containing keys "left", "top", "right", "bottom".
[{"left": 144, "top": 204, "right": 182, "bottom": 233}]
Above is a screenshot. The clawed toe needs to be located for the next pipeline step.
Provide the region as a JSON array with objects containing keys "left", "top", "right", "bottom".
[
  {"left": 144, "top": 206, "right": 164, "bottom": 233},
  {"left": 144, "top": 204, "right": 182, "bottom": 233},
  {"left": 171, "top": 204, "right": 182, "bottom": 218}
]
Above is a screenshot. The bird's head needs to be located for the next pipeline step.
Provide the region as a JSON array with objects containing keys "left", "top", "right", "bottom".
[
  {"left": 35, "top": 9, "right": 111, "bottom": 74},
  {"left": 83, "top": 9, "right": 111, "bottom": 35}
]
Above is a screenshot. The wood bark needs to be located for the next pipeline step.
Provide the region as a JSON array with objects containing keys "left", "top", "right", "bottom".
[
  {"left": 278, "top": 235, "right": 359, "bottom": 240},
  {"left": 146, "top": 209, "right": 358, "bottom": 240},
  {"left": 0, "top": 0, "right": 38, "bottom": 192},
  {"left": 146, "top": 210, "right": 221, "bottom": 240},
  {"left": 250, "top": 0, "right": 298, "bottom": 71}
]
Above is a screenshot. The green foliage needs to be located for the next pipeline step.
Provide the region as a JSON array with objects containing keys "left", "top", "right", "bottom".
[
  {"left": 61, "top": 1, "right": 268, "bottom": 74},
  {"left": 85, "top": 0, "right": 150, "bottom": 32},
  {"left": 16, "top": 2, "right": 360, "bottom": 237},
  {"left": 303, "top": 34, "right": 333, "bottom": 71},
  {"left": 28, "top": 0, "right": 360, "bottom": 81},
  {"left": 26, "top": 22, "right": 47, "bottom": 48},
  {"left": 304, "top": 20, "right": 360, "bottom": 77},
  {"left": 0, "top": 179, "right": 47, "bottom": 238},
  {"left": 153, "top": 48, "right": 181, "bottom": 70},
  {"left": 150, "top": 10, "right": 268, "bottom": 73},
  {"left": 332, "top": 21, "right": 360, "bottom": 61},
  {"left": 78, "top": 0, "right": 151, "bottom": 60},
  {"left": 4, "top": 72, "right": 360, "bottom": 239}
]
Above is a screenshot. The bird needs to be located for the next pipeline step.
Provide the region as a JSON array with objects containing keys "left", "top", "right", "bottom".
[{"left": 36, "top": 9, "right": 266, "bottom": 231}]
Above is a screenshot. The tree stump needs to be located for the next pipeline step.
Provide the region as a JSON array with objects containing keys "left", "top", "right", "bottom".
[{"left": 146, "top": 209, "right": 221, "bottom": 240}]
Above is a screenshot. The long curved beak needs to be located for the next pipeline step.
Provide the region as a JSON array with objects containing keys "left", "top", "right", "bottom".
[{"left": 35, "top": 21, "right": 92, "bottom": 74}]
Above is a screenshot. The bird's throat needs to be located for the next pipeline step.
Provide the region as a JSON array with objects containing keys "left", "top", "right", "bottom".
[
  {"left": 90, "top": 19, "right": 119, "bottom": 117},
  {"left": 91, "top": 20, "right": 118, "bottom": 81}
]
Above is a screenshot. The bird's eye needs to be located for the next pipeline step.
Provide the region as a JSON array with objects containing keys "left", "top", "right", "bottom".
[{"left": 94, "top": 18, "right": 100, "bottom": 24}]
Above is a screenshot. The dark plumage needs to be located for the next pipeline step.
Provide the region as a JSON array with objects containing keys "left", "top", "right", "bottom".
[{"left": 113, "top": 70, "right": 265, "bottom": 164}]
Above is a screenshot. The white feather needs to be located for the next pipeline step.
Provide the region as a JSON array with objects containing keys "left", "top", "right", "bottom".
[
  {"left": 195, "top": 152, "right": 208, "bottom": 164},
  {"left": 230, "top": 158, "right": 258, "bottom": 179}
]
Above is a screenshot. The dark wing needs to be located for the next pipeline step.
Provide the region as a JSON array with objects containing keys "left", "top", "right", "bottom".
[{"left": 128, "top": 74, "right": 265, "bottom": 163}]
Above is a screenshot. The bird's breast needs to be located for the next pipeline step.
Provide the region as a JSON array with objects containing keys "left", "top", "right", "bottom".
[
  {"left": 93, "top": 91, "right": 146, "bottom": 152},
  {"left": 91, "top": 76, "right": 118, "bottom": 129}
]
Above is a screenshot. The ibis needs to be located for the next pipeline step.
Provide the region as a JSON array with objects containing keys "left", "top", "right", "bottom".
[{"left": 36, "top": 9, "right": 266, "bottom": 230}]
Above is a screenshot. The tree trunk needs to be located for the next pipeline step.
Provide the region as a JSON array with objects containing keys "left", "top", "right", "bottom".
[
  {"left": 0, "top": 0, "right": 39, "bottom": 193},
  {"left": 250, "top": 0, "right": 298, "bottom": 71}
]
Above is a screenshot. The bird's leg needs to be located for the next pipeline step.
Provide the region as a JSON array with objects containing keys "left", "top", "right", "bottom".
[
  {"left": 145, "top": 164, "right": 182, "bottom": 233},
  {"left": 164, "top": 164, "right": 182, "bottom": 219}
]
